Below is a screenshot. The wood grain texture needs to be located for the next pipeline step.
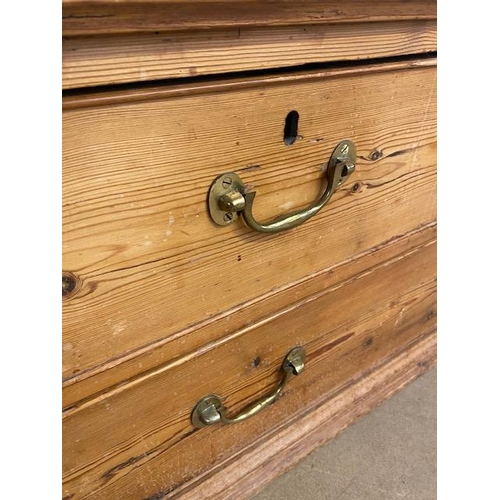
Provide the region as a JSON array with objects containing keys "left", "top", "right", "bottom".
[
  {"left": 62, "top": 62, "right": 437, "bottom": 381},
  {"left": 62, "top": 240, "right": 437, "bottom": 500},
  {"left": 63, "top": 222, "right": 436, "bottom": 410},
  {"left": 62, "top": 0, "right": 437, "bottom": 36},
  {"left": 169, "top": 332, "right": 436, "bottom": 500},
  {"left": 62, "top": 58, "right": 436, "bottom": 110},
  {"left": 62, "top": 20, "right": 436, "bottom": 89}
]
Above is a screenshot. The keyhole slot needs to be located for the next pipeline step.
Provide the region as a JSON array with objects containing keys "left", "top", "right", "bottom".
[{"left": 283, "top": 110, "right": 299, "bottom": 146}]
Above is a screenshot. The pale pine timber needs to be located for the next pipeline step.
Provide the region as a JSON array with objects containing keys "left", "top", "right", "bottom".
[
  {"left": 62, "top": 58, "right": 435, "bottom": 109},
  {"left": 62, "top": 0, "right": 437, "bottom": 36},
  {"left": 62, "top": 240, "right": 436, "bottom": 500},
  {"left": 170, "top": 332, "right": 436, "bottom": 500},
  {"left": 62, "top": 20, "right": 436, "bottom": 89},
  {"left": 63, "top": 222, "right": 436, "bottom": 410},
  {"left": 62, "top": 61, "right": 437, "bottom": 380}
]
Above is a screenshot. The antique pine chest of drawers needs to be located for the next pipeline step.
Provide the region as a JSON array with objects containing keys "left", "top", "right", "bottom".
[{"left": 62, "top": 2, "right": 437, "bottom": 498}]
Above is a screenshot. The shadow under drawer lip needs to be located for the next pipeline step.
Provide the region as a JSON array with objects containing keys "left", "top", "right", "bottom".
[{"left": 62, "top": 53, "right": 437, "bottom": 109}]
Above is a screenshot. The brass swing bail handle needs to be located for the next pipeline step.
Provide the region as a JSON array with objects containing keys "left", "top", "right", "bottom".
[
  {"left": 208, "top": 140, "right": 356, "bottom": 233},
  {"left": 191, "top": 347, "right": 306, "bottom": 428}
]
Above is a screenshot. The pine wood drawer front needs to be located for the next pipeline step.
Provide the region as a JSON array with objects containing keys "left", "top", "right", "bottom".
[
  {"left": 62, "top": 59, "right": 437, "bottom": 388},
  {"left": 62, "top": 236, "right": 437, "bottom": 500},
  {"left": 62, "top": 20, "right": 437, "bottom": 89}
]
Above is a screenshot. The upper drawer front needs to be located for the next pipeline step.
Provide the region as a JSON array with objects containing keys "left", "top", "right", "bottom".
[
  {"left": 63, "top": 61, "right": 437, "bottom": 383},
  {"left": 62, "top": 20, "right": 437, "bottom": 89}
]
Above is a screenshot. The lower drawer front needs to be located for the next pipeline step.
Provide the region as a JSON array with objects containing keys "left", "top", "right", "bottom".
[{"left": 63, "top": 238, "right": 436, "bottom": 500}]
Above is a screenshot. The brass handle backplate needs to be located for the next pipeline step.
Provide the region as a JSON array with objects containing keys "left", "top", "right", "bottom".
[
  {"left": 191, "top": 346, "right": 306, "bottom": 428},
  {"left": 207, "top": 140, "right": 356, "bottom": 233}
]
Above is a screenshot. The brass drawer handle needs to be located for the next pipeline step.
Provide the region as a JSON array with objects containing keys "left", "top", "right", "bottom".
[
  {"left": 208, "top": 140, "right": 356, "bottom": 233},
  {"left": 191, "top": 346, "right": 305, "bottom": 428}
]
